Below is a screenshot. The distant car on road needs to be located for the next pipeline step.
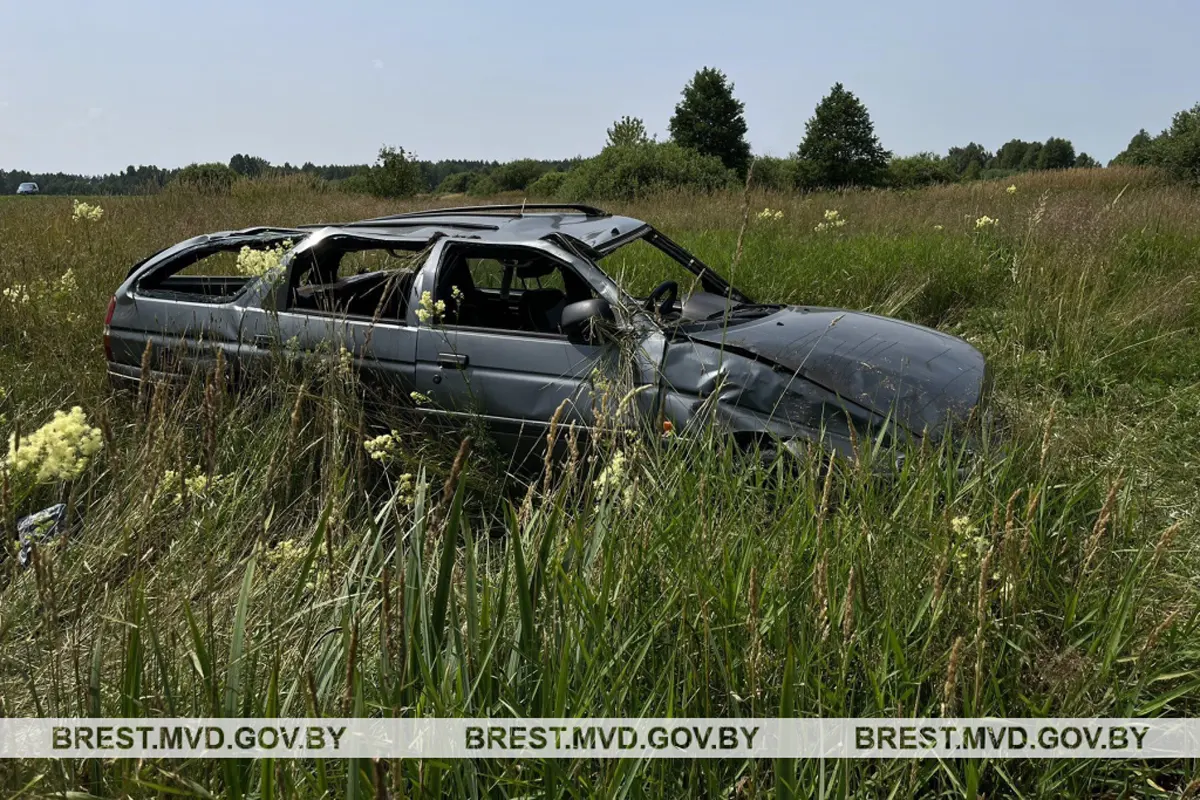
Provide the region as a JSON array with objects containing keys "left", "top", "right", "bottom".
[
  {"left": 104, "top": 204, "right": 989, "bottom": 461},
  {"left": 16, "top": 182, "right": 39, "bottom": 195}
]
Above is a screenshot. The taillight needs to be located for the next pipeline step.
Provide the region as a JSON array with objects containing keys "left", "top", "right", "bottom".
[{"left": 103, "top": 296, "right": 116, "bottom": 362}]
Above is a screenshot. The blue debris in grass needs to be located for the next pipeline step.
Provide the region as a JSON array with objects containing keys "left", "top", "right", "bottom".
[{"left": 16, "top": 503, "right": 68, "bottom": 568}]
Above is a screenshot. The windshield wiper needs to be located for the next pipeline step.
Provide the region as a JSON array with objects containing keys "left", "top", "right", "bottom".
[{"left": 704, "top": 303, "right": 783, "bottom": 321}]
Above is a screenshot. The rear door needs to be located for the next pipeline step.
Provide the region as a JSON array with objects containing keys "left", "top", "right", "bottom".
[{"left": 237, "top": 232, "right": 423, "bottom": 405}]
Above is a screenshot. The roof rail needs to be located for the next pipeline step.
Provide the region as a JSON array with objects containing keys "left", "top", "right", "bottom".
[
  {"left": 299, "top": 219, "right": 500, "bottom": 232},
  {"left": 363, "top": 203, "right": 609, "bottom": 222}
]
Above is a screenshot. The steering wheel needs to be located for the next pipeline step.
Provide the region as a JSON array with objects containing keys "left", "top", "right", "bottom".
[{"left": 644, "top": 280, "right": 679, "bottom": 315}]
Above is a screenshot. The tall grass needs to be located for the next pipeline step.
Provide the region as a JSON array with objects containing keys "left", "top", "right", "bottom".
[{"left": 1, "top": 171, "right": 1198, "bottom": 797}]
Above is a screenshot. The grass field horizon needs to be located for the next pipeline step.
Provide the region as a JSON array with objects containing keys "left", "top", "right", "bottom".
[{"left": 2, "top": 167, "right": 1198, "bottom": 797}]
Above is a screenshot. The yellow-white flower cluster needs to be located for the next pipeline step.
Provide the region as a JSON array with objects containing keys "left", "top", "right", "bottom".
[
  {"left": 975, "top": 215, "right": 999, "bottom": 230},
  {"left": 410, "top": 391, "right": 431, "bottom": 405},
  {"left": 5, "top": 406, "right": 103, "bottom": 483},
  {"left": 593, "top": 448, "right": 638, "bottom": 509},
  {"left": 71, "top": 199, "right": 104, "bottom": 222},
  {"left": 265, "top": 538, "right": 306, "bottom": 567},
  {"left": 235, "top": 240, "right": 293, "bottom": 277},
  {"left": 1006, "top": 184, "right": 1017, "bottom": 195},
  {"left": 950, "top": 514, "right": 989, "bottom": 567},
  {"left": 364, "top": 431, "right": 399, "bottom": 461},
  {"left": 416, "top": 290, "right": 447, "bottom": 324},
  {"left": 336, "top": 346, "right": 355, "bottom": 379},
  {"left": 756, "top": 207, "right": 784, "bottom": 221},
  {"left": 814, "top": 209, "right": 847, "bottom": 233},
  {"left": 160, "top": 467, "right": 225, "bottom": 503},
  {"left": 2, "top": 284, "right": 31, "bottom": 305},
  {"left": 58, "top": 268, "right": 78, "bottom": 293},
  {"left": 2, "top": 271, "right": 78, "bottom": 308}
]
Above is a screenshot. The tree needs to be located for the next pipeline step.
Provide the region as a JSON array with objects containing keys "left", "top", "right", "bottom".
[
  {"left": 1037, "top": 137, "right": 1076, "bottom": 170},
  {"left": 945, "top": 143, "right": 993, "bottom": 177},
  {"left": 1110, "top": 129, "right": 1157, "bottom": 166},
  {"left": 1075, "top": 152, "right": 1100, "bottom": 169},
  {"left": 607, "top": 116, "right": 651, "bottom": 148},
  {"left": 1157, "top": 103, "right": 1200, "bottom": 184},
  {"left": 793, "top": 83, "right": 891, "bottom": 189},
  {"left": 994, "top": 139, "right": 1032, "bottom": 171},
  {"left": 1019, "top": 142, "right": 1043, "bottom": 171},
  {"left": 229, "top": 154, "right": 270, "bottom": 178},
  {"left": 367, "top": 145, "right": 423, "bottom": 198},
  {"left": 668, "top": 67, "right": 752, "bottom": 175}
]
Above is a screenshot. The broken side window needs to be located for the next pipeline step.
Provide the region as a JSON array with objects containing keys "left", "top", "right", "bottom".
[
  {"left": 434, "top": 244, "right": 596, "bottom": 335},
  {"left": 286, "top": 237, "right": 429, "bottom": 322},
  {"left": 135, "top": 238, "right": 294, "bottom": 303}
]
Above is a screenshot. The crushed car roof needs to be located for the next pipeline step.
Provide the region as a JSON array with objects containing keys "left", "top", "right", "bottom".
[{"left": 301, "top": 203, "right": 648, "bottom": 250}]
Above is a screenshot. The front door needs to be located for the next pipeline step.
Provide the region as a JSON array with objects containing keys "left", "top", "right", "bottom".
[{"left": 414, "top": 242, "right": 615, "bottom": 457}]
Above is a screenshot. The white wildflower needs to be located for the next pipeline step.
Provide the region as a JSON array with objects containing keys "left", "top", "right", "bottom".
[
  {"left": 2, "top": 285, "right": 31, "bottom": 305},
  {"left": 71, "top": 200, "right": 104, "bottom": 222},
  {"left": 235, "top": 239, "right": 293, "bottom": 277},
  {"left": 5, "top": 406, "right": 103, "bottom": 483},
  {"left": 416, "top": 291, "right": 446, "bottom": 324}
]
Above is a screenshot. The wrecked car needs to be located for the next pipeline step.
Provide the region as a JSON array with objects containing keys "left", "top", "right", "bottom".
[{"left": 104, "top": 204, "right": 987, "bottom": 460}]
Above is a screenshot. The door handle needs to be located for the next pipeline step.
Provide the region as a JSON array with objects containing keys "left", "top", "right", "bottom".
[
  {"left": 437, "top": 352, "right": 468, "bottom": 369},
  {"left": 251, "top": 334, "right": 275, "bottom": 349}
]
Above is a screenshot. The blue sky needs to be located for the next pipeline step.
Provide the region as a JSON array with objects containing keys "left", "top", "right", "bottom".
[{"left": 1, "top": 0, "right": 1196, "bottom": 174}]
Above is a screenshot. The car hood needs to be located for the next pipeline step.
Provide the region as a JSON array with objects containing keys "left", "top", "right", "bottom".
[{"left": 686, "top": 307, "right": 987, "bottom": 437}]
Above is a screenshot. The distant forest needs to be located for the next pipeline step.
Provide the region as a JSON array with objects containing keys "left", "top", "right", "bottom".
[
  {"left": 4, "top": 69, "right": 1196, "bottom": 198},
  {"left": 0, "top": 157, "right": 581, "bottom": 197}
]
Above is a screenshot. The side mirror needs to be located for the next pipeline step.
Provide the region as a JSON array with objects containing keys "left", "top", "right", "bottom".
[{"left": 561, "top": 298, "right": 616, "bottom": 343}]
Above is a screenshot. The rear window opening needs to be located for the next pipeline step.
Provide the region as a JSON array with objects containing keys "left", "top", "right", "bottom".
[
  {"left": 286, "top": 236, "right": 431, "bottom": 321},
  {"left": 136, "top": 236, "right": 297, "bottom": 302}
]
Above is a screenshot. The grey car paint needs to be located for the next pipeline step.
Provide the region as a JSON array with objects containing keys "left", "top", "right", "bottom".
[{"left": 106, "top": 205, "right": 988, "bottom": 458}]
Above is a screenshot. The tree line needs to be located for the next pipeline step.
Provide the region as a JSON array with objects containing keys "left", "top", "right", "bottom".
[{"left": 4, "top": 70, "right": 1198, "bottom": 198}]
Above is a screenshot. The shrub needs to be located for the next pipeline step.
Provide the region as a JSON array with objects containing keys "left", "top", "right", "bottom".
[
  {"left": 467, "top": 174, "right": 501, "bottom": 197},
  {"left": 436, "top": 171, "right": 475, "bottom": 194},
  {"left": 492, "top": 159, "right": 548, "bottom": 192},
  {"left": 173, "top": 162, "right": 237, "bottom": 194},
  {"left": 749, "top": 156, "right": 796, "bottom": 191},
  {"left": 526, "top": 171, "right": 568, "bottom": 198},
  {"left": 339, "top": 173, "right": 373, "bottom": 195},
  {"left": 557, "top": 142, "right": 734, "bottom": 201},
  {"left": 886, "top": 153, "right": 958, "bottom": 188}
]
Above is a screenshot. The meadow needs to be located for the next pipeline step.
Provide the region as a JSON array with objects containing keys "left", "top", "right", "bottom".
[{"left": 0, "top": 168, "right": 1198, "bottom": 797}]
